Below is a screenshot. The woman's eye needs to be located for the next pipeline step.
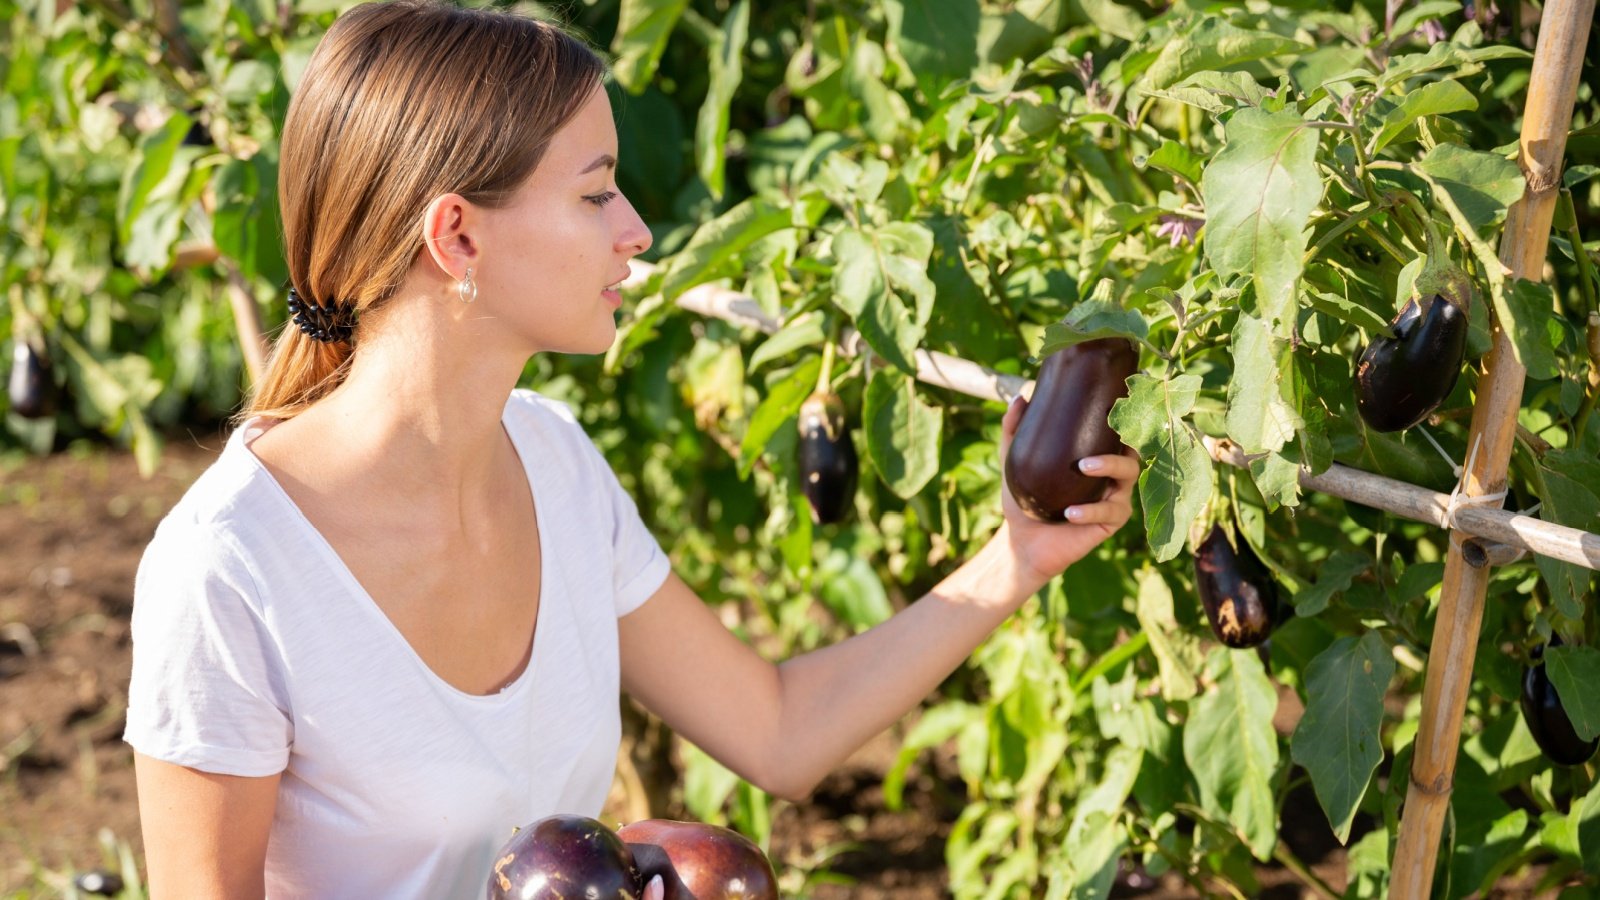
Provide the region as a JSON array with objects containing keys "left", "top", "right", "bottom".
[{"left": 584, "top": 191, "right": 618, "bottom": 208}]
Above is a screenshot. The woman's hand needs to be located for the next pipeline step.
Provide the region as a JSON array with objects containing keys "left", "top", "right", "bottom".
[{"left": 996, "top": 394, "right": 1141, "bottom": 587}]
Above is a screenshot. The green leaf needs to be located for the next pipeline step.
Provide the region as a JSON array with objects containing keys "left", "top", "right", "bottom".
[
  {"left": 1183, "top": 647, "right": 1281, "bottom": 860},
  {"left": 661, "top": 197, "right": 794, "bottom": 299},
  {"left": 1225, "top": 313, "right": 1301, "bottom": 455},
  {"left": 116, "top": 111, "right": 191, "bottom": 246},
  {"left": 695, "top": 0, "right": 749, "bottom": 199},
  {"left": 1290, "top": 631, "right": 1395, "bottom": 842},
  {"left": 1036, "top": 297, "right": 1150, "bottom": 356},
  {"left": 864, "top": 367, "right": 943, "bottom": 499},
  {"left": 817, "top": 545, "right": 893, "bottom": 628},
  {"left": 832, "top": 226, "right": 929, "bottom": 375},
  {"left": 1376, "top": 42, "right": 1531, "bottom": 92},
  {"left": 1414, "top": 142, "right": 1525, "bottom": 236},
  {"left": 1201, "top": 107, "right": 1321, "bottom": 328},
  {"left": 1142, "top": 139, "right": 1204, "bottom": 185},
  {"left": 1292, "top": 550, "right": 1369, "bottom": 616},
  {"left": 1109, "top": 373, "right": 1213, "bottom": 563},
  {"left": 1135, "top": 568, "right": 1202, "bottom": 700},
  {"left": 1141, "top": 17, "right": 1307, "bottom": 91},
  {"left": 1575, "top": 778, "right": 1600, "bottom": 872},
  {"left": 1528, "top": 450, "right": 1600, "bottom": 619},
  {"left": 1544, "top": 645, "right": 1600, "bottom": 743},
  {"left": 611, "top": 0, "right": 690, "bottom": 93},
  {"left": 739, "top": 357, "right": 822, "bottom": 477},
  {"left": 1368, "top": 79, "right": 1478, "bottom": 155},
  {"left": 748, "top": 312, "right": 826, "bottom": 372},
  {"left": 1305, "top": 289, "right": 1397, "bottom": 337},
  {"left": 212, "top": 153, "right": 286, "bottom": 285},
  {"left": 885, "top": 0, "right": 979, "bottom": 87}
]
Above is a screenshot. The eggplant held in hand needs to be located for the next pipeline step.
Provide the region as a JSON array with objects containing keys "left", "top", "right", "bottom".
[
  {"left": 488, "top": 814, "right": 644, "bottom": 900},
  {"left": 797, "top": 390, "right": 857, "bottom": 525},
  {"left": 1005, "top": 338, "right": 1138, "bottom": 522},
  {"left": 617, "top": 819, "right": 779, "bottom": 900},
  {"left": 7, "top": 339, "right": 55, "bottom": 420},
  {"left": 1354, "top": 293, "right": 1468, "bottom": 432},
  {"left": 1193, "top": 524, "right": 1280, "bottom": 648},
  {"left": 1521, "top": 644, "right": 1599, "bottom": 767}
]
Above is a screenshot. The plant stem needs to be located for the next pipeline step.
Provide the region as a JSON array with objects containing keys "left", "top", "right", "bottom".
[
  {"left": 816, "top": 328, "right": 836, "bottom": 395},
  {"left": 1273, "top": 841, "right": 1340, "bottom": 900},
  {"left": 1303, "top": 203, "right": 1384, "bottom": 266},
  {"left": 1070, "top": 631, "right": 1150, "bottom": 695},
  {"left": 1359, "top": 221, "right": 1411, "bottom": 264},
  {"left": 1572, "top": 313, "right": 1600, "bottom": 443},
  {"left": 1559, "top": 189, "right": 1598, "bottom": 315}
]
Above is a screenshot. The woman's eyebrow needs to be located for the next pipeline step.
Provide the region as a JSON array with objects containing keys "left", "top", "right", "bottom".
[{"left": 579, "top": 153, "right": 616, "bottom": 175}]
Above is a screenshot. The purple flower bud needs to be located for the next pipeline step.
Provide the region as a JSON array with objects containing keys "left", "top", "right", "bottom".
[{"left": 1418, "top": 19, "right": 1448, "bottom": 44}]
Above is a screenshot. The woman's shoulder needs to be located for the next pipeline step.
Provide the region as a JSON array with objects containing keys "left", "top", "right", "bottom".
[{"left": 143, "top": 428, "right": 292, "bottom": 567}]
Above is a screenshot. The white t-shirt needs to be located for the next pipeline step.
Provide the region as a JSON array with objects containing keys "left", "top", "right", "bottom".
[{"left": 124, "top": 389, "right": 672, "bottom": 899}]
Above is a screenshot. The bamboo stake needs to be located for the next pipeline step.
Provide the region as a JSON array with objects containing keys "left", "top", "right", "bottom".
[
  {"left": 623, "top": 264, "right": 1600, "bottom": 571},
  {"left": 222, "top": 265, "right": 269, "bottom": 385},
  {"left": 1391, "top": 1, "right": 1595, "bottom": 894}
]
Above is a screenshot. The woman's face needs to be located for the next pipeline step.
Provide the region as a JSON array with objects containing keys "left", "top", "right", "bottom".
[{"left": 477, "top": 86, "right": 652, "bottom": 356}]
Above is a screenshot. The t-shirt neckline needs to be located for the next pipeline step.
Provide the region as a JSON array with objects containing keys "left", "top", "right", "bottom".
[{"left": 229, "top": 403, "right": 548, "bottom": 704}]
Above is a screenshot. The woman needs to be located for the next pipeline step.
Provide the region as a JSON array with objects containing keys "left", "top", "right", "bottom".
[{"left": 123, "top": 2, "right": 1141, "bottom": 897}]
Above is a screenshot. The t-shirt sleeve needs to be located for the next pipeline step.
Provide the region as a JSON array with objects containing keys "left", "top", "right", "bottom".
[
  {"left": 123, "top": 522, "right": 292, "bottom": 777},
  {"left": 590, "top": 450, "right": 671, "bottom": 618}
]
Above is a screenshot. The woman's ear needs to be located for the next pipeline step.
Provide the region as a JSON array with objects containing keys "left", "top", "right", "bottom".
[{"left": 420, "top": 193, "right": 479, "bottom": 280}]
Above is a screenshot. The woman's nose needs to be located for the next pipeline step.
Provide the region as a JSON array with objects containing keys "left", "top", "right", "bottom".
[{"left": 616, "top": 194, "right": 653, "bottom": 257}]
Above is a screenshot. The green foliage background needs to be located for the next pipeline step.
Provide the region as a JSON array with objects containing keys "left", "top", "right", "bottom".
[{"left": 4, "top": 0, "right": 1600, "bottom": 895}]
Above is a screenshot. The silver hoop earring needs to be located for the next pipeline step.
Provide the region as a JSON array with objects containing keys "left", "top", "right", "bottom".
[{"left": 458, "top": 267, "right": 477, "bottom": 304}]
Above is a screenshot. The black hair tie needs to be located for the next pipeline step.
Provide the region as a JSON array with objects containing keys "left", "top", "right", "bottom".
[{"left": 286, "top": 287, "right": 356, "bottom": 344}]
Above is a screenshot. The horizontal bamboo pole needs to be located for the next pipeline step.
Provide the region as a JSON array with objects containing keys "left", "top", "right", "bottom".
[{"left": 623, "top": 263, "right": 1600, "bottom": 570}]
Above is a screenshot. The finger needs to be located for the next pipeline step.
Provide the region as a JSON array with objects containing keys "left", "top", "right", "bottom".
[
  {"left": 1077, "top": 452, "right": 1141, "bottom": 482},
  {"left": 644, "top": 875, "right": 664, "bottom": 900},
  {"left": 1064, "top": 499, "right": 1132, "bottom": 527},
  {"left": 1000, "top": 395, "right": 1028, "bottom": 460}
]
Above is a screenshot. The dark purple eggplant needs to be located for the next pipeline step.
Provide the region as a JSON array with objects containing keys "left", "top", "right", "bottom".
[
  {"left": 1193, "top": 524, "right": 1280, "bottom": 648},
  {"left": 1354, "top": 293, "right": 1468, "bottom": 432},
  {"left": 618, "top": 819, "right": 779, "bottom": 900},
  {"left": 797, "top": 390, "right": 857, "bottom": 525},
  {"left": 7, "top": 339, "right": 55, "bottom": 420},
  {"left": 1005, "top": 338, "right": 1138, "bottom": 522},
  {"left": 1521, "top": 643, "right": 1599, "bottom": 767},
  {"left": 488, "top": 814, "right": 643, "bottom": 900}
]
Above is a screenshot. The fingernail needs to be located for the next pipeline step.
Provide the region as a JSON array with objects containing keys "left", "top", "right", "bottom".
[
  {"left": 1066, "top": 507, "right": 1082, "bottom": 520},
  {"left": 1078, "top": 458, "right": 1102, "bottom": 473}
]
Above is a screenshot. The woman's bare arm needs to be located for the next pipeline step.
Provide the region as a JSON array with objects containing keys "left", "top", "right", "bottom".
[
  {"left": 133, "top": 752, "right": 280, "bottom": 899},
  {"left": 620, "top": 399, "right": 1140, "bottom": 802}
]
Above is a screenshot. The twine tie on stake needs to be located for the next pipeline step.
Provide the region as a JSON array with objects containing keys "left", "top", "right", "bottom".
[{"left": 1416, "top": 427, "right": 1527, "bottom": 562}]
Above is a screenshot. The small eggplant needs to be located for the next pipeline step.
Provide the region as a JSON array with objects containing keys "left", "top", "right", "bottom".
[
  {"left": 797, "top": 391, "right": 858, "bottom": 525},
  {"left": 618, "top": 819, "right": 779, "bottom": 900},
  {"left": 1193, "top": 524, "right": 1280, "bottom": 648},
  {"left": 1521, "top": 643, "right": 1599, "bottom": 767},
  {"left": 1354, "top": 293, "right": 1468, "bottom": 432},
  {"left": 1005, "top": 338, "right": 1139, "bottom": 522},
  {"left": 7, "top": 339, "right": 55, "bottom": 420},
  {"left": 487, "top": 814, "right": 643, "bottom": 900}
]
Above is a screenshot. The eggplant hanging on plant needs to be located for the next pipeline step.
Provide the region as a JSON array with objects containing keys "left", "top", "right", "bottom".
[
  {"left": 7, "top": 338, "right": 56, "bottom": 420},
  {"left": 797, "top": 390, "right": 857, "bottom": 525},
  {"left": 1520, "top": 641, "right": 1599, "bottom": 767},
  {"left": 1354, "top": 293, "right": 1469, "bottom": 432},
  {"left": 1353, "top": 207, "right": 1471, "bottom": 432},
  {"left": 1193, "top": 523, "right": 1280, "bottom": 649},
  {"left": 1005, "top": 337, "right": 1139, "bottom": 522},
  {"left": 797, "top": 339, "right": 857, "bottom": 525}
]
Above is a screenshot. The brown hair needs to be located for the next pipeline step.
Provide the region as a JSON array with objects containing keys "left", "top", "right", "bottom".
[{"left": 241, "top": 0, "right": 605, "bottom": 421}]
